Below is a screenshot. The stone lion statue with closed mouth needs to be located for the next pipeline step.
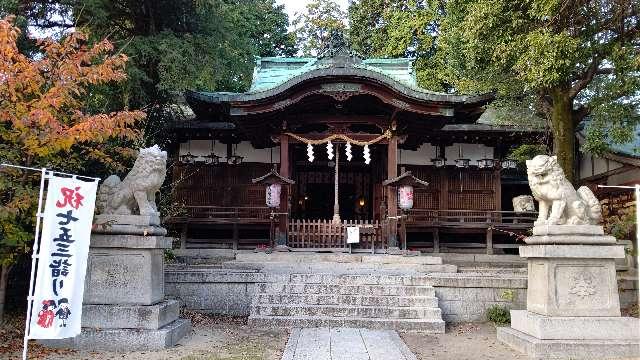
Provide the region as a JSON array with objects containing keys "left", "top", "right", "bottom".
[
  {"left": 96, "top": 145, "right": 167, "bottom": 216},
  {"left": 526, "top": 155, "right": 601, "bottom": 226}
]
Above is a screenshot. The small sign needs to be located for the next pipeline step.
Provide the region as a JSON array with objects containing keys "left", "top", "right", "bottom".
[{"left": 347, "top": 226, "right": 359, "bottom": 244}]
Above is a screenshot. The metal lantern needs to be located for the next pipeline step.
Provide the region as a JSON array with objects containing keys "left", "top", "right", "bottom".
[
  {"left": 477, "top": 158, "right": 497, "bottom": 169},
  {"left": 501, "top": 159, "right": 518, "bottom": 169},
  {"left": 454, "top": 145, "right": 469, "bottom": 168},
  {"left": 227, "top": 144, "right": 243, "bottom": 165},
  {"left": 431, "top": 144, "right": 446, "bottom": 168},
  {"left": 180, "top": 152, "right": 196, "bottom": 164},
  {"left": 398, "top": 185, "right": 414, "bottom": 210},
  {"left": 454, "top": 158, "right": 470, "bottom": 168},
  {"left": 265, "top": 183, "right": 282, "bottom": 208},
  {"left": 431, "top": 157, "right": 446, "bottom": 168}
]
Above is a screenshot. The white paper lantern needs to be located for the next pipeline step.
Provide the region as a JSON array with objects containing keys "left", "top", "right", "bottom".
[
  {"left": 265, "top": 183, "right": 282, "bottom": 208},
  {"left": 398, "top": 185, "right": 414, "bottom": 210}
]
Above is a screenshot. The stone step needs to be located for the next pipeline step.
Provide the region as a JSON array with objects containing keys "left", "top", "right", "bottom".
[
  {"left": 251, "top": 303, "right": 442, "bottom": 319},
  {"left": 287, "top": 273, "right": 434, "bottom": 286},
  {"left": 236, "top": 252, "right": 443, "bottom": 265},
  {"left": 253, "top": 293, "right": 439, "bottom": 307},
  {"left": 223, "top": 261, "right": 456, "bottom": 274},
  {"left": 248, "top": 315, "right": 445, "bottom": 333},
  {"left": 255, "top": 283, "right": 436, "bottom": 297}
]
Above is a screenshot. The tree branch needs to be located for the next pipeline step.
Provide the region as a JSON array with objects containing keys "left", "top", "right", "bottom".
[{"left": 568, "top": 57, "right": 600, "bottom": 99}]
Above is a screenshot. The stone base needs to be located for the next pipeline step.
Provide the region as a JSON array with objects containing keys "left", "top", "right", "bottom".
[
  {"left": 39, "top": 318, "right": 191, "bottom": 352},
  {"left": 497, "top": 326, "right": 640, "bottom": 360},
  {"left": 511, "top": 310, "right": 640, "bottom": 340},
  {"left": 82, "top": 299, "right": 180, "bottom": 330},
  {"left": 94, "top": 214, "right": 161, "bottom": 226}
]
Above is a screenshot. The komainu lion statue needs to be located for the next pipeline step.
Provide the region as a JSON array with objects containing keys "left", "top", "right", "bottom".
[
  {"left": 512, "top": 195, "right": 536, "bottom": 213},
  {"left": 96, "top": 145, "right": 167, "bottom": 216},
  {"left": 526, "top": 155, "right": 601, "bottom": 226}
]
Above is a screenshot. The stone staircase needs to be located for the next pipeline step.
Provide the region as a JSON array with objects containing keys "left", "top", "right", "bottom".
[{"left": 248, "top": 273, "right": 445, "bottom": 333}]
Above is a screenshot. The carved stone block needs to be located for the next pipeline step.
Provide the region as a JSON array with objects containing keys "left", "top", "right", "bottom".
[
  {"left": 83, "top": 234, "right": 168, "bottom": 305},
  {"left": 523, "top": 245, "right": 622, "bottom": 317}
]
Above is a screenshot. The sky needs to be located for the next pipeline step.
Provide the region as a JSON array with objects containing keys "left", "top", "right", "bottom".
[{"left": 276, "top": 0, "right": 351, "bottom": 23}]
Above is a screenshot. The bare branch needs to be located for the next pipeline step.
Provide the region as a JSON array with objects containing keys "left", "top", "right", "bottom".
[{"left": 568, "top": 57, "right": 600, "bottom": 99}]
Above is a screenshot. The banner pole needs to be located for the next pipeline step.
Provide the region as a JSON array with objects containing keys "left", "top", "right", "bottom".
[{"left": 22, "top": 168, "right": 48, "bottom": 360}]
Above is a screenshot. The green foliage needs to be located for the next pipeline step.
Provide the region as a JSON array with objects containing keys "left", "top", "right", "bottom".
[
  {"left": 605, "top": 205, "right": 636, "bottom": 241},
  {"left": 293, "top": 0, "right": 346, "bottom": 56},
  {"left": 348, "top": 0, "right": 446, "bottom": 91},
  {"left": 164, "top": 249, "right": 177, "bottom": 263},
  {"left": 486, "top": 304, "right": 511, "bottom": 325},
  {"left": 500, "top": 289, "right": 516, "bottom": 302},
  {"left": 507, "top": 144, "right": 549, "bottom": 168}
]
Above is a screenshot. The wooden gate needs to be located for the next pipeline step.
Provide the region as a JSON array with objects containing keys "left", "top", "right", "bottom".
[{"left": 288, "top": 219, "right": 386, "bottom": 252}]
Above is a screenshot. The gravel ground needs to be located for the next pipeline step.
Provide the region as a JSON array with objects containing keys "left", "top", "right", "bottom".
[{"left": 401, "top": 323, "right": 528, "bottom": 360}]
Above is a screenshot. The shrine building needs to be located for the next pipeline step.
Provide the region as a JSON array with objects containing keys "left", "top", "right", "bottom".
[{"left": 166, "top": 36, "right": 543, "bottom": 254}]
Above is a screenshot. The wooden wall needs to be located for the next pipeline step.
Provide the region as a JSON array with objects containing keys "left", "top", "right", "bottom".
[
  {"left": 172, "top": 163, "right": 501, "bottom": 212},
  {"left": 402, "top": 165, "right": 500, "bottom": 211},
  {"left": 172, "top": 163, "right": 271, "bottom": 207}
]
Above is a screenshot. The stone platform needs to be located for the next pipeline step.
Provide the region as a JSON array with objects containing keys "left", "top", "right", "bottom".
[
  {"left": 40, "top": 318, "right": 191, "bottom": 352},
  {"left": 497, "top": 326, "right": 640, "bottom": 360}
]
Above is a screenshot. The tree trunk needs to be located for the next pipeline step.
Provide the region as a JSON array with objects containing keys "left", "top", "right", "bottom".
[
  {"left": 0, "top": 264, "right": 10, "bottom": 324},
  {"left": 549, "top": 90, "right": 576, "bottom": 184}
]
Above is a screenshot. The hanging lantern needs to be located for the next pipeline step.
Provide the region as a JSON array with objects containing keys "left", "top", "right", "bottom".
[
  {"left": 477, "top": 158, "right": 497, "bottom": 169},
  {"left": 204, "top": 139, "right": 221, "bottom": 165},
  {"left": 501, "top": 158, "right": 517, "bottom": 169},
  {"left": 431, "top": 144, "right": 446, "bottom": 167},
  {"left": 454, "top": 144, "right": 470, "bottom": 168},
  {"left": 265, "top": 183, "right": 282, "bottom": 208},
  {"left": 227, "top": 144, "right": 244, "bottom": 165},
  {"left": 398, "top": 185, "right": 414, "bottom": 210}
]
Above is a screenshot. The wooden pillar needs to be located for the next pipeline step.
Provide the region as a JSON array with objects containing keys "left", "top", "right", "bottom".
[
  {"left": 232, "top": 223, "right": 239, "bottom": 251},
  {"left": 387, "top": 136, "right": 399, "bottom": 249},
  {"left": 433, "top": 228, "right": 440, "bottom": 253},
  {"left": 277, "top": 134, "right": 289, "bottom": 248},
  {"left": 180, "top": 223, "right": 188, "bottom": 250},
  {"left": 486, "top": 227, "right": 494, "bottom": 255}
]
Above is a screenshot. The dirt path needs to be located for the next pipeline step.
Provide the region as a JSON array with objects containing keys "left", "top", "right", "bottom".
[{"left": 401, "top": 323, "right": 527, "bottom": 360}]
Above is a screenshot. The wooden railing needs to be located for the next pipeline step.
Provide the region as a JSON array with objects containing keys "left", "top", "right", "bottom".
[
  {"left": 401, "top": 209, "right": 537, "bottom": 227},
  {"left": 166, "top": 205, "right": 272, "bottom": 224},
  {"left": 288, "top": 219, "right": 385, "bottom": 251}
]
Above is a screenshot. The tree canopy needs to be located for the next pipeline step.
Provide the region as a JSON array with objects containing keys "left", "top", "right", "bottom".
[
  {"left": 293, "top": 0, "right": 347, "bottom": 56},
  {"left": 0, "top": 16, "right": 144, "bottom": 320},
  {"left": 349, "top": 0, "right": 639, "bottom": 181}
]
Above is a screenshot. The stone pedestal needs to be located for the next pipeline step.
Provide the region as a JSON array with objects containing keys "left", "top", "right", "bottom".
[
  {"left": 41, "top": 221, "right": 191, "bottom": 351},
  {"left": 497, "top": 227, "right": 640, "bottom": 359}
]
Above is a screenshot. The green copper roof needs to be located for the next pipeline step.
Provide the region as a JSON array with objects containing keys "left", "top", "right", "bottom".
[{"left": 248, "top": 56, "right": 421, "bottom": 93}]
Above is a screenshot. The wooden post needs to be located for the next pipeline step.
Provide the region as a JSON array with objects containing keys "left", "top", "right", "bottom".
[
  {"left": 332, "top": 144, "right": 341, "bottom": 223},
  {"left": 486, "top": 227, "right": 494, "bottom": 255},
  {"left": 232, "top": 223, "right": 239, "bottom": 251},
  {"left": 387, "top": 136, "right": 399, "bottom": 249},
  {"left": 180, "top": 224, "right": 188, "bottom": 250},
  {"left": 277, "top": 134, "right": 289, "bottom": 249},
  {"left": 433, "top": 228, "right": 440, "bottom": 253}
]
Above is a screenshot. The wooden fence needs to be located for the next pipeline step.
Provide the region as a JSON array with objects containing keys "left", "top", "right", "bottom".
[{"left": 288, "top": 219, "right": 385, "bottom": 251}]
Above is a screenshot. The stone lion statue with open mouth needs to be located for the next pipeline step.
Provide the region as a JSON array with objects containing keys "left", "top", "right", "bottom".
[
  {"left": 96, "top": 145, "right": 167, "bottom": 216},
  {"left": 526, "top": 155, "right": 601, "bottom": 226}
]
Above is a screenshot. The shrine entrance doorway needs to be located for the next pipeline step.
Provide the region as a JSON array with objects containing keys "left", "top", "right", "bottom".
[{"left": 290, "top": 144, "right": 385, "bottom": 222}]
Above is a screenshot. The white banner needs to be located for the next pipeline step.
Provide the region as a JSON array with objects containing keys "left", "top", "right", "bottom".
[{"left": 29, "top": 175, "right": 98, "bottom": 339}]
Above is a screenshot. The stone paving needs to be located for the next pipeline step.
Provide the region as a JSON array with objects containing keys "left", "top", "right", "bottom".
[{"left": 281, "top": 327, "right": 417, "bottom": 360}]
